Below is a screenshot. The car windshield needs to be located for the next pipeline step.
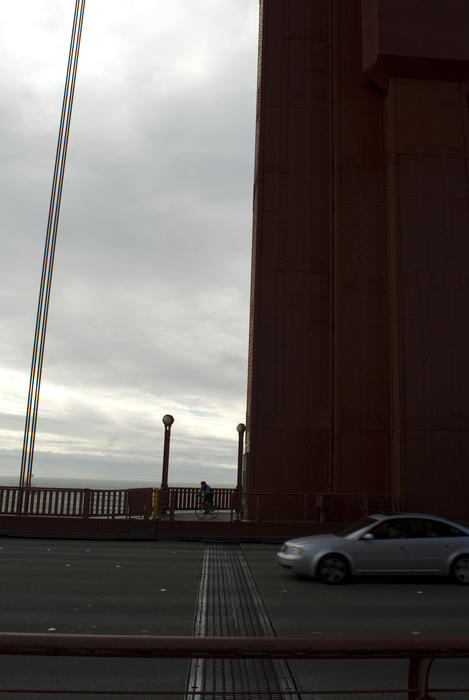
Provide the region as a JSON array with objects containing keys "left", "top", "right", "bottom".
[{"left": 336, "top": 517, "right": 379, "bottom": 539}]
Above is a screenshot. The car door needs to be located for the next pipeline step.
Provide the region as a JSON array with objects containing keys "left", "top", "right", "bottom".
[
  {"left": 401, "top": 518, "right": 467, "bottom": 573},
  {"left": 351, "top": 518, "right": 413, "bottom": 573}
]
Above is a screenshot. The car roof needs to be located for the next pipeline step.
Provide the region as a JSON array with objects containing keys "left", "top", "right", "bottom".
[
  {"left": 370, "top": 513, "right": 452, "bottom": 519},
  {"left": 368, "top": 513, "right": 467, "bottom": 527}
]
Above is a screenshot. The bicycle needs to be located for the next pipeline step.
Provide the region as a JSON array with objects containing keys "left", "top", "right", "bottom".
[{"left": 195, "top": 498, "right": 219, "bottom": 520}]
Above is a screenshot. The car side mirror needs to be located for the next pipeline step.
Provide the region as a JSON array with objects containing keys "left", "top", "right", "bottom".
[{"left": 362, "top": 533, "right": 374, "bottom": 540}]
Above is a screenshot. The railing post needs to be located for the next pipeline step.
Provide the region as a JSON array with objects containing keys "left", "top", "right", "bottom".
[
  {"left": 82, "top": 489, "right": 91, "bottom": 519},
  {"left": 169, "top": 490, "right": 175, "bottom": 521},
  {"left": 152, "top": 488, "right": 159, "bottom": 519},
  {"left": 16, "top": 488, "right": 24, "bottom": 517},
  {"left": 408, "top": 657, "right": 434, "bottom": 700},
  {"left": 158, "top": 487, "right": 169, "bottom": 516}
]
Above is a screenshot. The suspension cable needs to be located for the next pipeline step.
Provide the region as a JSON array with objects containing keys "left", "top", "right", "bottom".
[{"left": 19, "top": 0, "right": 86, "bottom": 488}]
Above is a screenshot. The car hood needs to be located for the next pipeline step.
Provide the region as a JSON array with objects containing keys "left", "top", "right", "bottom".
[{"left": 285, "top": 533, "right": 340, "bottom": 547}]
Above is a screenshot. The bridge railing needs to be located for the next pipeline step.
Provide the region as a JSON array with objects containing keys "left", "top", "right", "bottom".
[
  {"left": 0, "top": 486, "right": 399, "bottom": 522},
  {"left": 0, "top": 486, "right": 154, "bottom": 519},
  {"left": 164, "top": 486, "right": 239, "bottom": 515},
  {"left": 242, "top": 491, "right": 399, "bottom": 523},
  {"left": 0, "top": 632, "right": 467, "bottom": 697},
  {"left": 160, "top": 487, "right": 398, "bottom": 522}
]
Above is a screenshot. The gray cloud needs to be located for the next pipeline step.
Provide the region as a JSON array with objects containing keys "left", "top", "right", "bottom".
[{"left": 0, "top": 0, "right": 257, "bottom": 487}]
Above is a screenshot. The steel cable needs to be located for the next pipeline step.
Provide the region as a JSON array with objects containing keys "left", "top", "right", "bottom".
[{"left": 19, "top": 0, "right": 86, "bottom": 487}]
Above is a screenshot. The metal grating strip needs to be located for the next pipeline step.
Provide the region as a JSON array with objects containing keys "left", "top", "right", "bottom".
[{"left": 186, "top": 544, "right": 300, "bottom": 700}]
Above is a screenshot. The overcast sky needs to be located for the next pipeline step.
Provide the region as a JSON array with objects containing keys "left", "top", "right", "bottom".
[{"left": 0, "top": 1, "right": 259, "bottom": 487}]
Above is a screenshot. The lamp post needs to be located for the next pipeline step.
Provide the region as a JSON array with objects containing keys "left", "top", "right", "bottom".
[
  {"left": 236, "top": 423, "right": 246, "bottom": 492},
  {"left": 159, "top": 414, "right": 174, "bottom": 516},
  {"left": 160, "top": 414, "right": 174, "bottom": 490}
]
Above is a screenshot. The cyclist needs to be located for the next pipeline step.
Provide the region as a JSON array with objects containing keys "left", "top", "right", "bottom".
[{"left": 199, "top": 481, "right": 214, "bottom": 513}]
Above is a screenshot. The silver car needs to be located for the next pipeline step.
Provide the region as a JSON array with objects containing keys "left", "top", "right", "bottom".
[{"left": 277, "top": 513, "right": 469, "bottom": 584}]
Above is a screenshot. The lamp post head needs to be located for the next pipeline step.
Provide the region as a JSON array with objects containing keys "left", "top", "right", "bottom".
[
  {"left": 162, "top": 414, "right": 174, "bottom": 428},
  {"left": 236, "top": 423, "right": 246, "bottom": 434}
]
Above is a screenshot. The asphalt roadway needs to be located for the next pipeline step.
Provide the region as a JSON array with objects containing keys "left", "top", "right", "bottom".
[{"left": 0, "top": 537, "right": 468, "bottom": 698}]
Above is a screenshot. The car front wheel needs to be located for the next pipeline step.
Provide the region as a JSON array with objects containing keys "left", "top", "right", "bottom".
[
  {"left": 316, "top": 554, "right": 349, "bottom": 584},
  {"left": 451, "top": 555, "right": 469, "bottom": 584}
]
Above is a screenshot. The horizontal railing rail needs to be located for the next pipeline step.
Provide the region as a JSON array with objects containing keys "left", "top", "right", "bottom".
[
  {"left": 0, "top": 486, "right": 154, "bottom": 519},
  {"left": 0, "top": 632, "right": 467, "bottom": 698},
  {"left": 161, "top": 487, "right": 399, "bottom": 522}
]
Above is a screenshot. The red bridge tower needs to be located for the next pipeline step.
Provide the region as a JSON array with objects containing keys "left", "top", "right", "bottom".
[{"left": 246, "top": 0, "right": 469, "bottom": 520}]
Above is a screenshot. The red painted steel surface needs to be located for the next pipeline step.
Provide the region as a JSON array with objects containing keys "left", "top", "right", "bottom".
[
  {"left": 242, "top": 491, "right": 397, "bottom": 523},
  {"left": 362, "top": 0, "right": 469, "bottom": 90},
  {"left": 246, "top": 0, "right": 469, "bottom": 522},
  {"left": 247, "top": 0, "right": 333, "bottom": 504}
]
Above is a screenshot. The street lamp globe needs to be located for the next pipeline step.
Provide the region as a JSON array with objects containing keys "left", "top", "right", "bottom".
[{"left": 162, "top": 414, "right": 174, "bottom": 428}]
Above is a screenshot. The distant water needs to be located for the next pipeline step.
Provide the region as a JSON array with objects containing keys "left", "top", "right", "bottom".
[
  {"left": 0, "top": 475, "right": 156, "bottom": 490},
  {"left": 0, "top": 475, "right": 235, "bottom": 490}
]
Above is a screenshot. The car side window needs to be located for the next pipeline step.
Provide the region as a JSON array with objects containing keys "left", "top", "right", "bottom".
[
  {"left": 423, "top": 519, "right": 465, "bottom": 538},
  {"left": 369, "top": 519, "right": 407, "bottom": 539},
  {"left": 406, "top": 518, "right": 428, "bottom": 538}
]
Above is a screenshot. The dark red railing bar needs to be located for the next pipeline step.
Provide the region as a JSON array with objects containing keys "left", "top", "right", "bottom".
[
  {"left": 0, "top": 688, "right": 466, "bottom": 697},
  {"left": 0, "top": 634, "right": 467, "bottom": 698},
  {"left": 0, "top": 633, "right": 468, "bottom": 659},
  {"left": 0, "top": 689, "right": 449, "bottom": 697}
]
